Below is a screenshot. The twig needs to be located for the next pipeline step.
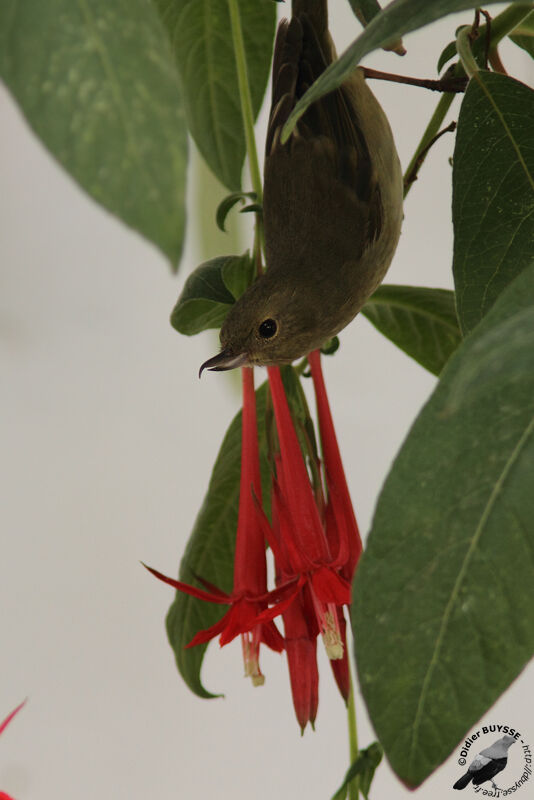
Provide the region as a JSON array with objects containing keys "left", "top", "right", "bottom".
[
  {"left": 403, "top": 121, "right": 457, "bottom": 192},
  {"left": 361, "top": 66, "right": 467, "bottom": 93}
]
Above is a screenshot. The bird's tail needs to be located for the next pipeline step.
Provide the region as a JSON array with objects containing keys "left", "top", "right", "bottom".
[
  {"left": 453, "top": 772, "right": 473, "bottom": 790},
  {"left": 292, "top": 0, "right": 328, "bottom": 35}
]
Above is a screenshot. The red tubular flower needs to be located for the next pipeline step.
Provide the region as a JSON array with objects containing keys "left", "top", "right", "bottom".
[
  {"left": 260, "top": 367, "right": 352, "bottom": 665},
  {"left": 308, "top": 349, "right": 362, "bottom": 583},
  {"left": 308, "top": 349, "right": 363, "bottom": 702},
  {"left": 145, "top": 367, "right": 283, "bottom": 684}
]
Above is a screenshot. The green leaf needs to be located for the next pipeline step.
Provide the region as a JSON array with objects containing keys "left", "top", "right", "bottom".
[
  {"left": 239, "top": 203, "right": 263, "bottom": 215},
  {"left": 510, "top": 10, "right": 534, "bottom": 57},
  {"left": 170, "top": 253, "right": 255, "bottom": 334},
  {"left": 332, "top": 742, "right": 383, "bottom": 800},
  {"left": 216, "top": 191, "right": 256, "bottom": 232},
  {"left": 170, "top": 256, "right": 236, "bottom": 335},
  {"left": 0, "top": 0, "right": 188, "bottom": 268},
  {"left": 154, "top": 0, "right": 276, "bottom": 190},
  {"left": 347, "top": 0, "right": 384, "bottom": 26},
  {"left": 353, "top": 262, "right": 534, "bottom": 787},
  {"left": 437, "top": 40, "right": 457, "bottom": 73},
  {"left": 320, "top": 336, "right": 340, "bottom": 356},
  {"left": 361, "top": 285, "right": 462, "bottom": 376},
  {"left": 281, "top": 0, "right": 527, "bottom": 141},
  {"left": 166, "top": 381, "right": 272, "bottom": 698},
  {"left": 453, "top": 71, "right": 534, "bottom": 334},
  {"left": 222, "top": 252, "right": 255, "bottom": 301}
]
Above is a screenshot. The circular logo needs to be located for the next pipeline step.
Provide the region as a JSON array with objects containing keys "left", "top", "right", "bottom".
[{"left": 452, "top": 724, "right": 531, "bottom": 795}]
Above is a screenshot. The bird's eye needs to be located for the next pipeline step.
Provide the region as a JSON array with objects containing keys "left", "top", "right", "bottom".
[{"left": 258, "top": 318, "right": 278, "bottom": 339}]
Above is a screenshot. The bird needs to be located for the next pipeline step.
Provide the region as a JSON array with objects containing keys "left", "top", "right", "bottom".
[
  {"left": 453, "top": 734, "right": 516, "bottom": 790},
  {"left": 200, "top": 0, "right": 403, "bottom": 375}
]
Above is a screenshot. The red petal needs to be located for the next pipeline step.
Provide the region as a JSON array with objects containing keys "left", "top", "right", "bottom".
[
  {"left": 0, "top": 793, "right": 17, "bottom": 800},
  {"left": 260, "top": 621, "right": 285, "bottom": 653},
  {"left": 267, "top": 367, "right": 330, "bottom": 564},
  {"left": 186, "top": 608, "right": 234, "bottom": 647},
  {"left": 0, "top": 700, "right": 26, "bottom": 737},
  {"left": 255, "top": 578, "right": 304, "bottom": 624},
  {"left": 218, "top": 600, "right": 260, "bottom": 646},
  {"left": 310, "top": 566, "right": 351, "bottom": 606},
  {"left": 282, "top": 597, "right": 319, "bottom": 731},
  {"left": 189, "top": 573, "right": 229, "bottom": 599},
  {"left": 142, "top": 563, "right": 229, "bottom": 605}
]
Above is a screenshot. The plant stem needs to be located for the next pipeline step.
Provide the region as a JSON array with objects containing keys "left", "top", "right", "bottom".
[
  {"left": 403, "top": 90, "right": 455, "bottom": 198},
  {"left": 456, "top": 26, "right": 480, "bottom": 78},
  {"left": 484, "top": 2, "right": 534, "bottom": 49},
  {"left": 347, "top": 669, "right": 360, "bottom": 800},
  {"left": 362, "top": 66, "right": 466, "bottom": 93},
  {"left": 227, "top": 0, "right": 263, "bottom": 204}
]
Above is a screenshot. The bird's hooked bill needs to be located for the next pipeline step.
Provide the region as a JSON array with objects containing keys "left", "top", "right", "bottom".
[{"left": 198, "top": 348, "right": 249, "bottom": 378}]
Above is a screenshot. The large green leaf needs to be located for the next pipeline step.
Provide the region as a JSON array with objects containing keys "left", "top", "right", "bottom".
[
  {"left": 166, "top": 381, "right": 272, "bottom": 698},
  {"left": 361, "top": 285, "right": 462, "bottom": 376},
  {"left": 170, "top": 253, "right": 254, "bottom": 335},
  {"left": 281, "top": 0, "right": 530, "bottom": 141},
  {"left": 353, "top": 262, "right": 534, "bottom": 787},
  {"left": 453, "top": 72, "right": 534, "bottom": 334},
  {"left": 154, "top": 0, "right": 276, "bottom": 190},
  {"left": 0, "top": 0, "right": 188, "bottom": 268}
]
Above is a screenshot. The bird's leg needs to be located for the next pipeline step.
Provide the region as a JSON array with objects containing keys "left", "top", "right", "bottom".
[{"left": 361, "top": 66, "right": 468, "bottom": 94}]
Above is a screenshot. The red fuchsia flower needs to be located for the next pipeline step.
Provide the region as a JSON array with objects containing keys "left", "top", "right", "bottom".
[
  {"left": 145, "top": 367, "right": 283, "bottom": 685},
  {"left": 252, "top": 354, "right": 362, "bottom": 722},
  {"left": 259, "top": 364, "right": 353, "bottom": 646},
  {"left": 243, "top": 362, "right": 354, "bottom": 728},
  {"left": 1, "top": 700, "right": 26, "bottom": 800}
]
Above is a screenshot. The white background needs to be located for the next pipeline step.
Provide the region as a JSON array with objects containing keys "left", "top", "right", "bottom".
[{"left": 1, "top": 4, "right": 533, "bottom": 799}]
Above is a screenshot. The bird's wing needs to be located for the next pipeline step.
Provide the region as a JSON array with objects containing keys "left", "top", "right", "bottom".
[
  {"left": 472, "top": 758, "right": 508, "bottom": 786},
  {"left": 264, "top": 14, "right": 383, "bottom": 274},
  {"left": 469, "top": 754, "right": 491, "bottom": 773}
]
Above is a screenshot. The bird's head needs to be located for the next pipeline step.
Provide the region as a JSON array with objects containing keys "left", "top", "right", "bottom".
[
  {"left": 199, "top": 273, "right": 328, "bottom": 374},
  {"left": 501, "top": 735, "right": 517, "bottom": 748}
]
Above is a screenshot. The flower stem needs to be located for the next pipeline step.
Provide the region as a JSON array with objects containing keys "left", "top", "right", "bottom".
[
  {"left": 347, "top": 667, "right": 360, "bottom": 800},
  {"left": 227, "top": 0, "right": 263, "bottom": 204}
]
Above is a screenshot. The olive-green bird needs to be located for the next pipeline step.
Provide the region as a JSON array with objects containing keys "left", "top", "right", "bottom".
[{"left": 201, "top": 0, "right": 403, "bottom": 374}]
